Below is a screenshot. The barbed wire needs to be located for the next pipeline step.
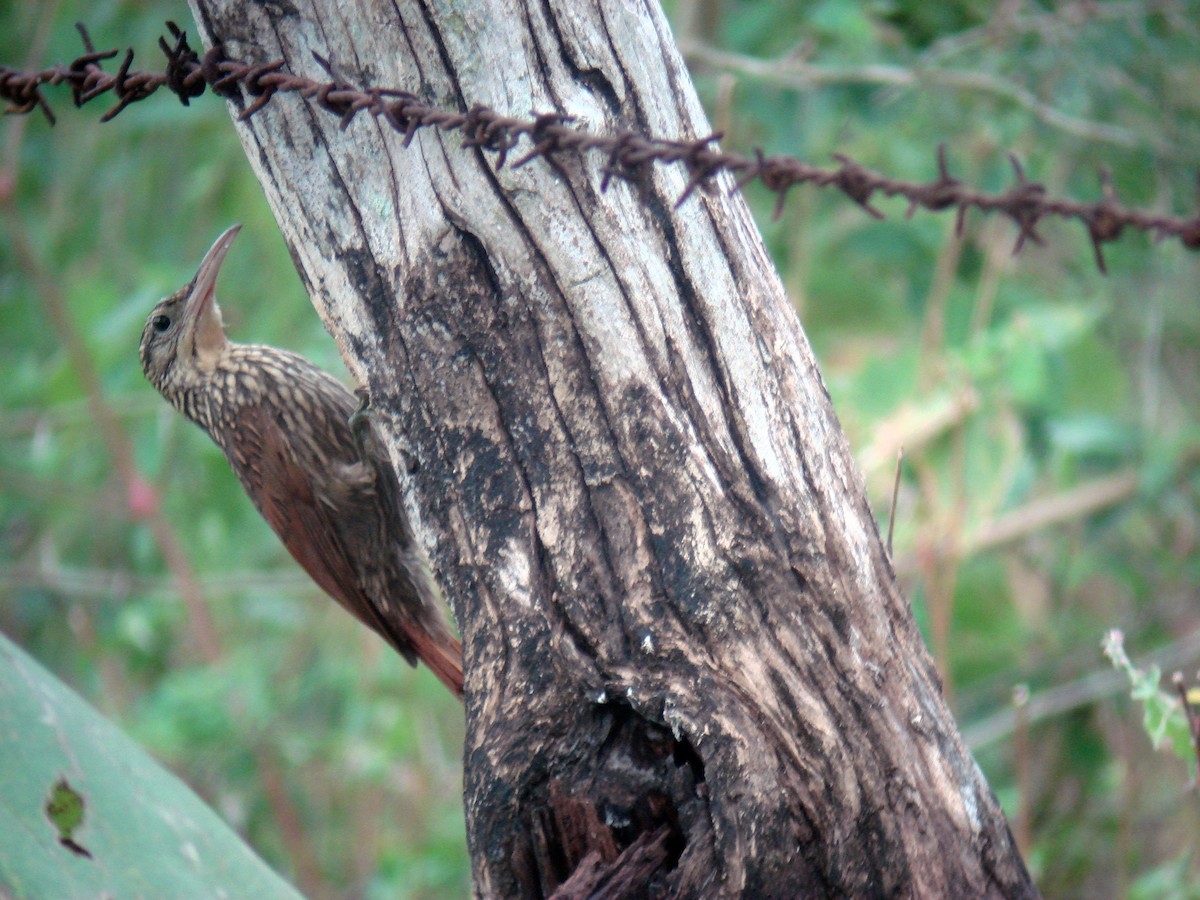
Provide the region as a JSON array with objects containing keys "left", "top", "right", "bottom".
[{"left": 3, "top": 21, "right": 1199, "bottom": 273}]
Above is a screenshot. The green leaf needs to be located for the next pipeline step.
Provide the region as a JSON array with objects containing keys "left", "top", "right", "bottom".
[{"left": 0, "top": 632, "right": 302, "bottom": 900}]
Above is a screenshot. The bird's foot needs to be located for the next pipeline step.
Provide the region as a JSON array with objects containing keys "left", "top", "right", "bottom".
[{"left": 349, "top": 387, "right": 374, "bottom": 465}]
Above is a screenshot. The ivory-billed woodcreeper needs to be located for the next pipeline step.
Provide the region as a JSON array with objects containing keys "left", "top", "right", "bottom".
[{"left": 140, "top": 226, "right": 463, "bottom": 697}]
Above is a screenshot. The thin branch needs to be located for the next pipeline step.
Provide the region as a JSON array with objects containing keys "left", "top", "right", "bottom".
[
  {"left": 1012, "top": 684, "right": 1032, "bottom": 854},
  {"left": 893, "top": 470, "right": 1139, "bottom": 578},
  {"left": 921, "top": 2, "right": 1193, "bottom": 66},
  {"left": 886, "top": 446, "right": 903, "bottom": 559},
  {"left": 3, "top": 226, "right": 224, "bottom": 662},
  {"left": 678, "top": 40, "right": 1180, "bottom": 160},
  {"left": 1, "top": 19, "right": 328, "bottom": 882},
  {"left": 964, "top": 470, "right": 1138, "bottom": 555},
  {"left": 0, "top": 395, "right": 162, "bottom": 438},
  {"left": 252, "top": 749, "right": 327, "bottom": 892},
  {"left": 1171, "top": 672, "right": 1200, "bottom": 779},
  {"left": 964, "top": 626, "right": 1200, "bottom": 751},
  {"left": 859, "top": 387, "right": 979, "bottom": 477},
  {"left": 0, "top": 560, "right": 315, "bottom": 600}
]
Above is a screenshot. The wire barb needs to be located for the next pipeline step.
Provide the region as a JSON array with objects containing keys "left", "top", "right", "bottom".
[{"left": 3, "top": 21, "right": 1200, "bottom": 270}]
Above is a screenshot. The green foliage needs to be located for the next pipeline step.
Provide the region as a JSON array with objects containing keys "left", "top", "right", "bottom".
[
  {"left": 0, "top": 632, "right": 301, "bottom": 898},
  {"left": 1129, "top": 853, "right": 1200, "bottom": 900},
  {"left": 1102, "top": 630, "right": 1195, "bottom": 774},
  {"left": 680, "top": 1, "right": 1200, "bottom": 894},
  {"left": 0, "top": 4, "right": 466, "bottom": 897},
  {"left": 3, "top": 1, "right": 1200, "bottom": 896}
]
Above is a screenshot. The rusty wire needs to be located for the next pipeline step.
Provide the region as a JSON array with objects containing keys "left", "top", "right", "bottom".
[{"left": 4, "top": 22, "right": 1200, "bottom": 273}]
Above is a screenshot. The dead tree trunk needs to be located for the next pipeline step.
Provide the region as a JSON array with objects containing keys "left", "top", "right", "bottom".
[{"left": 188, "top": 0, "right": 1036, "bottom": 895}]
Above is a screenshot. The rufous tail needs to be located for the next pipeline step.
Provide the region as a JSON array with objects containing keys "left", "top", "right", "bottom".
[{"left": 411, "top": 630, "right": 464, "bottom": 699}]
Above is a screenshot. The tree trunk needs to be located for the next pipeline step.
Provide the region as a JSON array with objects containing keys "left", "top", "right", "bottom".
[{"left": 188, "top": 1, "right": 1035, "bottom": 895}]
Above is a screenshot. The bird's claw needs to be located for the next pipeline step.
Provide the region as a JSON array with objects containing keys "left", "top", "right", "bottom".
[{"left": 349, "top": 387, "right": 374, "bottom": 465}]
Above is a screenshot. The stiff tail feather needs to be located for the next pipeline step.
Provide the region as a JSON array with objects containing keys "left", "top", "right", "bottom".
[{"left": 411, "top": 629, "right": 464, "bottom": 698}]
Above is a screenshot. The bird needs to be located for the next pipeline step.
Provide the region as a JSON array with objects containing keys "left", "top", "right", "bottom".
[{"left": 139, "top": 225, "right": 463, "bottom": 697}]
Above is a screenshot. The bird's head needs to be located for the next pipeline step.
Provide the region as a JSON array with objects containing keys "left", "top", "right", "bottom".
[{"left": 140, "top": 225, "right": 241, "bottom": 393}]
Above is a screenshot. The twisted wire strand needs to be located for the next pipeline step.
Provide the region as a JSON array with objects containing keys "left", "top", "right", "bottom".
[{"left": 3, "top": 21, "right": 1198, "bottom": 272}]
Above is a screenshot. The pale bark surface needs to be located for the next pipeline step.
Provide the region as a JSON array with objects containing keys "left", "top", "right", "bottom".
[{"left": 188, "top": 0, "right": 1036, "bottom": 895}]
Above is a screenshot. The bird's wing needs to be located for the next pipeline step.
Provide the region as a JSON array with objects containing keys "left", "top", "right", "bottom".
[{"left": 230, "top": 402, "right": 422, "bottom": 668}]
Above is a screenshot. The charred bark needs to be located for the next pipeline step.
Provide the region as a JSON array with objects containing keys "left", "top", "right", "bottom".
[{"left": 188, "top": 0, "right": 1036, "bottom": 895}]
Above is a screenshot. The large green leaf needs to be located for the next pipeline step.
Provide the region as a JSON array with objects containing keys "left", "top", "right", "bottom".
[{"left": 0, "top": 631, "right": 302, "bottom": 900}]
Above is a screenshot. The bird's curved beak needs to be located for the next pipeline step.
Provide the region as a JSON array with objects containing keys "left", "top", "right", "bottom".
[{"left": 186, "top": 224, "right": 241, "bottom": 357}]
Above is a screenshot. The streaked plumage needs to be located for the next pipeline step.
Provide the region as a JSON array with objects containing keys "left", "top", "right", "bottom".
[{"left": 140, "top": 226, "right": 463, "bottom": 696}]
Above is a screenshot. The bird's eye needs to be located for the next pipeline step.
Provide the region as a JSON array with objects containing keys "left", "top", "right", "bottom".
[{"left": 151, "top": 315, "right": 171, "bottom": 334}]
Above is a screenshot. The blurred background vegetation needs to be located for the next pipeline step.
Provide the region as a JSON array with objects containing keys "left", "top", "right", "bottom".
[{"left": 2, "top": 0, "right": 1199, "bottom": 896}]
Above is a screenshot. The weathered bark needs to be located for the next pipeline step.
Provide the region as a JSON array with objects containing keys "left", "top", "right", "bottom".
[{"left": 188, "top": 0, "right": 1036, "bottom": 896}]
